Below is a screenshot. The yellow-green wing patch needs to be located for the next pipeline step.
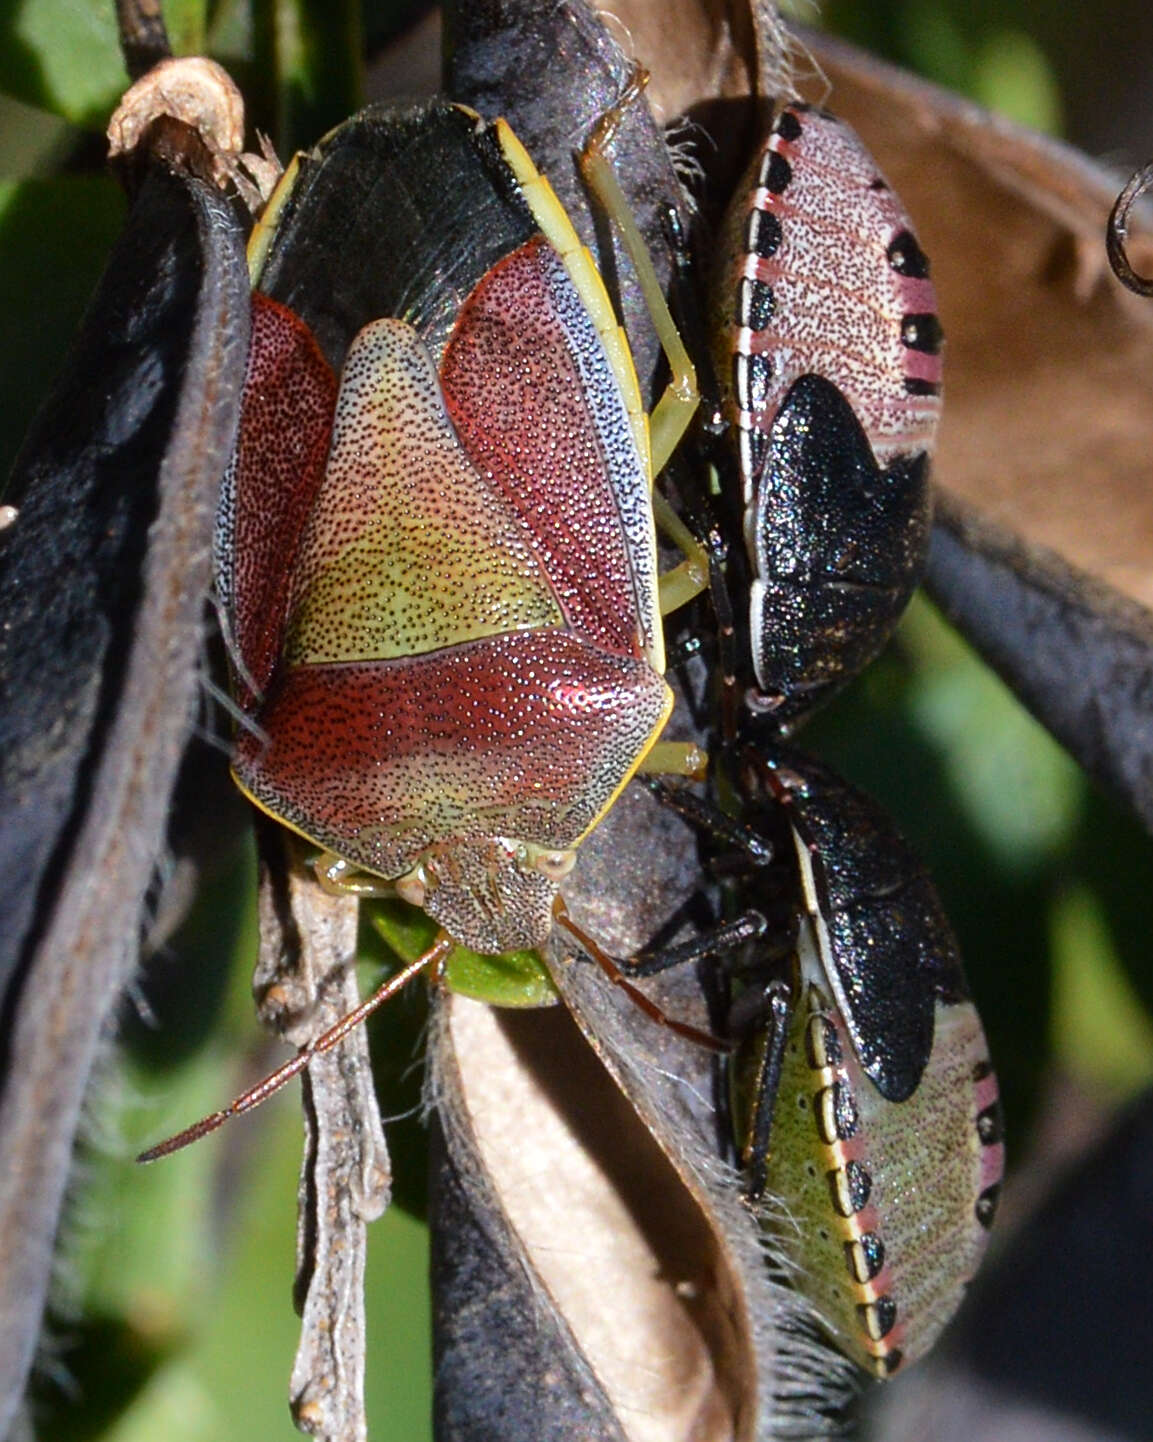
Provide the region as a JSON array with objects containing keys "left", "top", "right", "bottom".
[{"left": 285, "top": 318, "right": 563, "bottom": 665}]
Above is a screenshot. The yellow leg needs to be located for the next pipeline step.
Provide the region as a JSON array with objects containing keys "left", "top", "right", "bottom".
[
  {"left": 580, "top": 79, "right": 711, "bottom": 615},
  {"left": 638, "top": 740, "right": 708, "bottom": 782},
  {"left": 654, "top": 491, "right": 709, "bottom": 613},
  {"left": 578, "top": 69, "right": 699, "bottom": 478},
  {"left": 314, "top": 852, "right": 395, "bottom": 898}
]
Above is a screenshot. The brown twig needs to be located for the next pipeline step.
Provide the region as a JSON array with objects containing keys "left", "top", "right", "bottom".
[
  {"left": 114, "top": 0, "right": 172, "bottom": 80},
  {"left": 255, "top": 828, "right": 391, "bottom": 1442}
]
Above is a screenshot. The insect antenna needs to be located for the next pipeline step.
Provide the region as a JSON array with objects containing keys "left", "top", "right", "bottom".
[{"left": 137, "top": 935, "right": 452, "bottom": 1162}]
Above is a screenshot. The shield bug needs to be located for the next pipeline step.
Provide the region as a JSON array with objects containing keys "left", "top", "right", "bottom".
[
  {"left": 721, "top": 744, "right": 1003, "bottom": 1377},
  {"left": 142, "top": 93, "right": 711, "bottom": 1156},
  {"left": 711, "top": 102, "right": 940, "bottom": 725},
  {"left": 229, "top": 96, "right": 705, "bottom": 946}
]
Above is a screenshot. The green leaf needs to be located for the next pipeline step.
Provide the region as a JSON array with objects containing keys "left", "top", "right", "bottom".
[
  {"left": 369, "top": 901, "right": 559, "bottom": 1009},
  {"left": 903, "top": 596, "right": 1086, "bottom": 876},
  {"left": 0, "top": 177, "right": 125, "bottom": 483},
  {"left": 1051, "top": 884, "right": 1153, "bottom": 1095},
  {"left": 974, "top": 27, "right": 1063, "bottom": 133},
  {"left": 0, "top": 0, "right": 125, "bottom": 128}
]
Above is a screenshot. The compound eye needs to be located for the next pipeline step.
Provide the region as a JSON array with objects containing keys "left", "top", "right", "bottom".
[{"left": 534, "top": 849, "right": 577, "bottom": 883}]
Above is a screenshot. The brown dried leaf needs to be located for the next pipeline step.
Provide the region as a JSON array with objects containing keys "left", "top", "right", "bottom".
[
  {"left": 430, "top": 784, "right": 766, "bottom": 1442},
  {"left": 431, "top": 773, "right": 859, "bottom": 1442},
  {"left": 600, "top": 0, "right": 755, "bottom": 120},
  {"left": 434, "top": 996, "right": 726, "bottom": 1442}
]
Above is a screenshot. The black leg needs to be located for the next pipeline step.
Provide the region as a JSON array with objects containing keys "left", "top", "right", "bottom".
[
  {"left": 619, "top": 910, "right": 768, "bottom": 979},
  {"left": 739, "top": 980, "right": 793, "bottom": 1201},
  {"left": 643, "top": 776, "right": 775, "bottom": 865}
]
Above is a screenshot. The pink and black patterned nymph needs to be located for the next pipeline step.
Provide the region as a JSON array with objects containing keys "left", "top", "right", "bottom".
[{"left": 714, "top": 103, "right": 942, "bottom": 726}]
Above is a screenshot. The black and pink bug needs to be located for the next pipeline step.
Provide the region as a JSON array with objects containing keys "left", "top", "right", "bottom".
[
  {"left": 712, "top": 102, "right": 939, "bottom": 726},
  {"left": 686, "top": 100, "right": 1004, "bottom": 1379}
]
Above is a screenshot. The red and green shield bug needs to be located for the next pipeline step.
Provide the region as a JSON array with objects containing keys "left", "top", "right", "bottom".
[
  {"left": 142, "top": 91, "right": 711, "bottom": 1156},
  {"left": 230, "top": 99, "right": 703, "bottom": 946},
  {"left": 712, "top": 102, "right": 940, "bottom": 726},
  {"left": 725, "top": 744, "right": 1003, "bottom": 1378}
]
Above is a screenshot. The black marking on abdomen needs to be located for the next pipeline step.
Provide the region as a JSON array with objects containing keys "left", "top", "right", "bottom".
[
  {"left": 817, "top": 1081, "right": 860, "bottom": 1144},
  {"left": 761, "top": 150, "right": 793, "bottom": 195},
  {"left": 830, "top": 1160, "right": 872, "bottom": 1216},
  {"left": 877, "top": 1348, "right": 903, "bottom": 1377},
  {"left": 749, "top": 209, "right": 782, "bottom": 260},
  {"left": 860, "top": 1295, "right": 898, "bottom": 1342},
  {"left": 901, "top": 312, "right": 943, "bottom": 354},
  {"left": 739, "top": 277, "right": 775, "bottom": 330},
  {"left": 807, "top": 1014, "right": 843, "bottom": 1069},
  {"left": 775, "top": 109, "right": 802, "bottom": 143},
  {"left": 846, "top": 1232, "right": 885, "bottom": 1283},
  {"left": 977, "top": 1104, "right": 1003, "bottom": 1146},
  {"left": 735, "top": 351, "right": 772, "bottom": 413},
  {"left": 888, "top": 229, "right": 931, "bottom": 279},
  {"left": 976, "top": 1183, "right": 1001, "bottom": 1229}
]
